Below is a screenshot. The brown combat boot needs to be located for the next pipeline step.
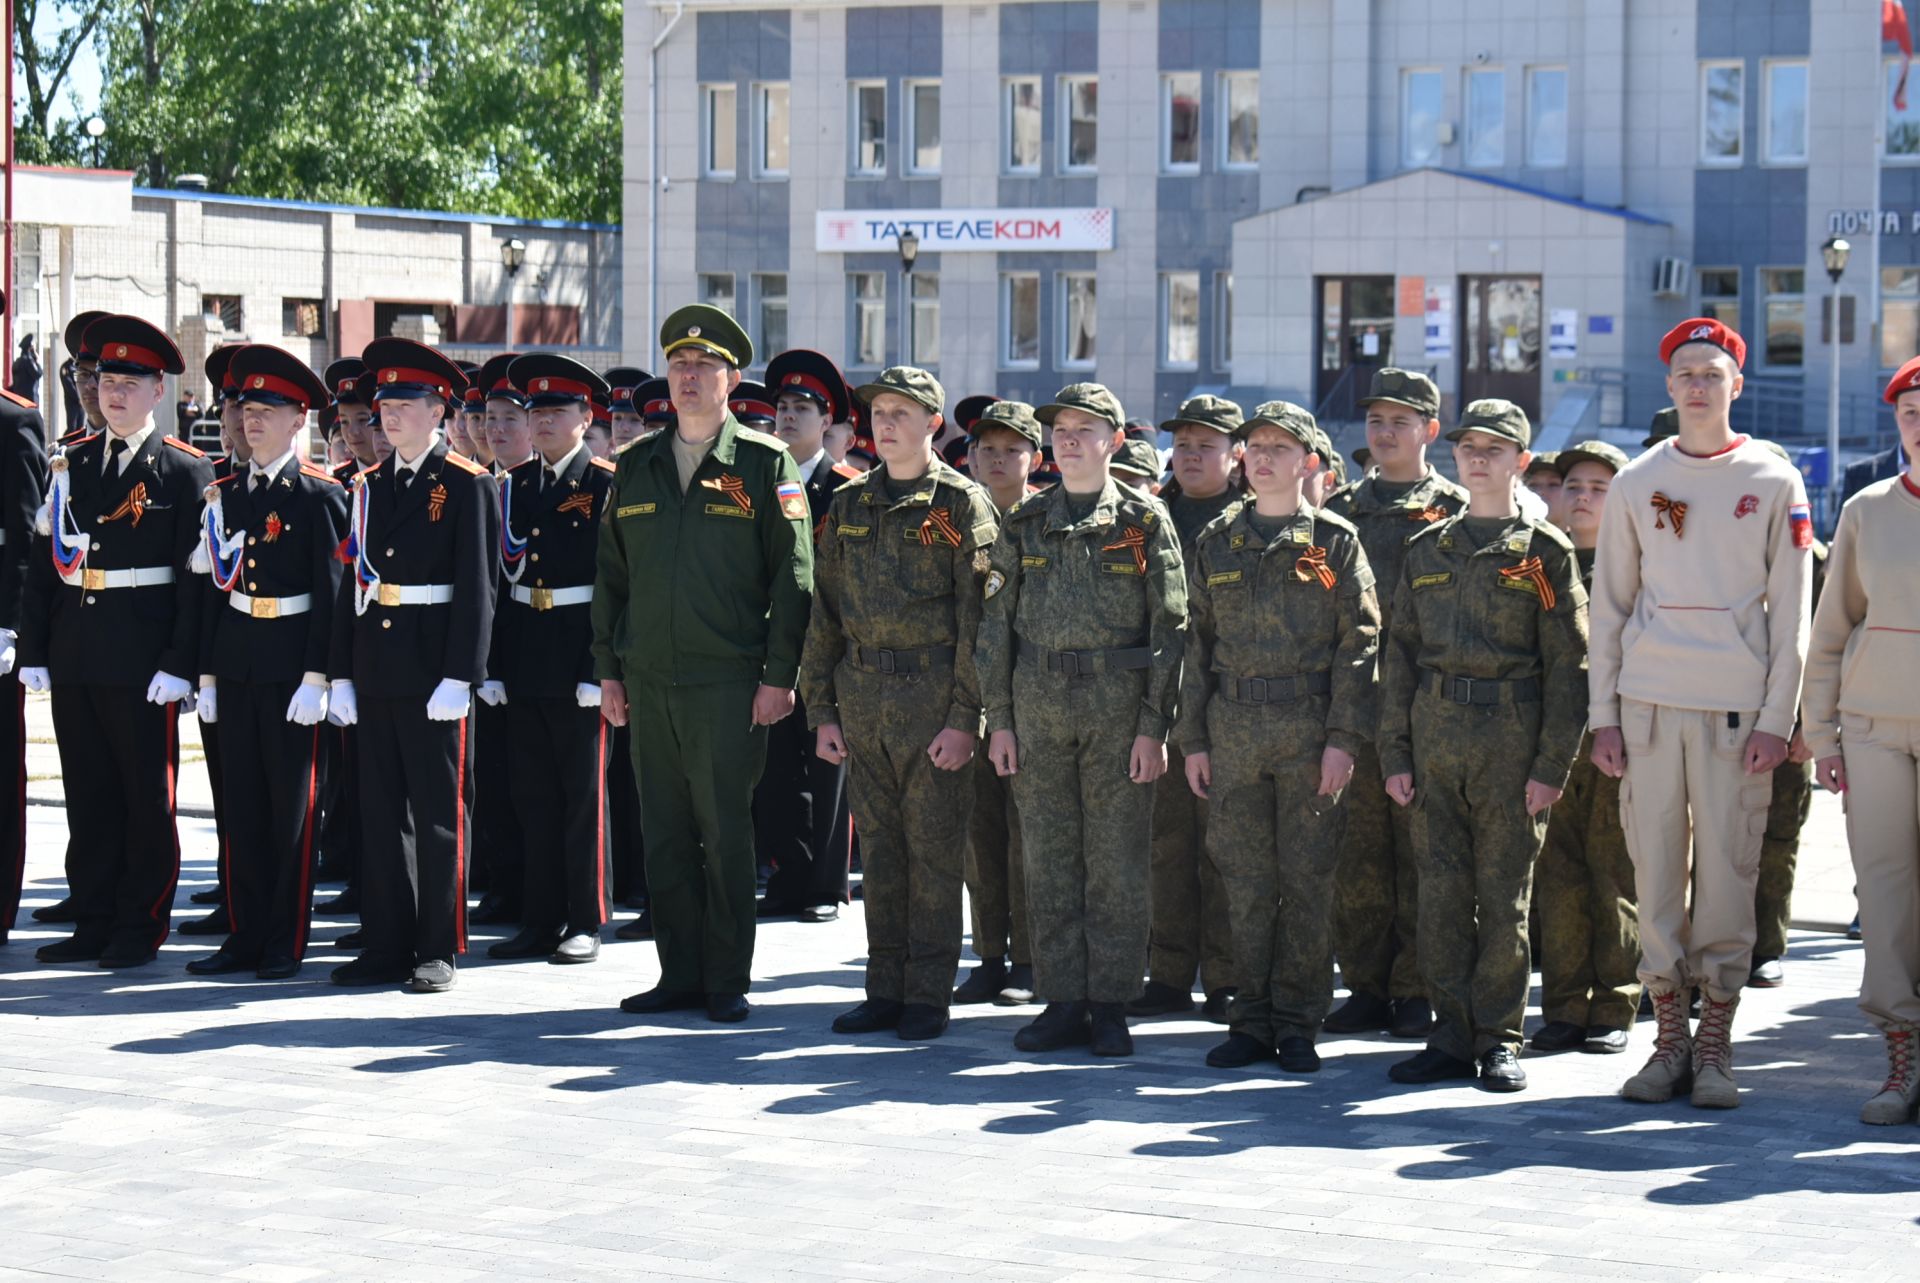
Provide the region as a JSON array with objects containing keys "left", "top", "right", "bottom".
[
  {"left": 1620, "top": 986, "right": 1692, "bottom": 1103},
  {"left": 1860, "top": 1026, "right": 1920, "bottom": 1125},
  {"left": 1690, "top": 992, "right": 1740, "bottom": 1109}
]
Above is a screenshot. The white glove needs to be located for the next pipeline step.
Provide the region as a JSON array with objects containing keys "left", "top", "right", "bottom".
[
  {"left": 575, "top": 681, "right": 602, "bottom": 709},
  {"left": 476, "top": 679, "right": 508, "bottom": 707},
  {"left": 0, "top": 628, "right": 15, "bottom": 677},
  {"left": 426, "top": 677, "right": 472, "bottom": 722},
  {"left": 287, "top": 682, "right": 328, "bottom": 726},
  {"left": 327, "top": 678, "right": 359, "bottom": 727},
  {"left": 18, "top": 666, "right": 49, "bottom": 693},
  {"left": 146, "top": 671, "right": 192, "bottom": 705},
  {"left": 196, "top": 684, "right": 218, "bottom": 723}
]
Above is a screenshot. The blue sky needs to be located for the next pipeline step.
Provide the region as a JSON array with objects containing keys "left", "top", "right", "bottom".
[{"left": 15, "top": 5, "right": 105, "bottom": 128}]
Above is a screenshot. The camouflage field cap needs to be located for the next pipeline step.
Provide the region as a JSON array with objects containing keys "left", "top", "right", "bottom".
[
  {"left": 1643, "top": 406, "right": 1680, "bottom": 447},
  {"left": 854, "top": 365, "right": 946, "bottom": 414},
  {"left": 1447, "top": 397, "right": 1533, "bottom": 448},
  {"left": 1036, "top": 382, "right": 1126, "bottom": 429},
  {"left": 660, "top": 304, "right": 753, "bottom": 369},
  {"left": 1159, "top": 394, "right": 1243, "bottom": 435},
  {"left": 1110, "top": 437, "right": 1166, "bottom": 481},
  {"left": 1524, "top": 451, "right": 1561, "bottom": 478},
  {"left": 969, "top": 399, "right": 1042, "bottom": 447},
  {"left": 1553, "top": 439, "right": 1630, "bottom": 477},
  {"left": 1240, "top": 399, "right": 1320, "bottom": 449},
  {"left": 1357, "top": 367, "right": 1441, "bottom": 419}
]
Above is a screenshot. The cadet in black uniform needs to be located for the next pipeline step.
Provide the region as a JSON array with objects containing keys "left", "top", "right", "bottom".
[
  {"left": 60, "top": 310, "right": 110, "bottom": 443},
  {"left": 312, "top": 360, "right": 371, "bottom": 909},
  {"left": 470, "top": 352, "right": 529, "bottom": 924},
  {"left": 0, "top": 289, "right": 48, "bottom": 946},
  {"left": 327, "top": 339, "right": 498, "bottom": 992}
]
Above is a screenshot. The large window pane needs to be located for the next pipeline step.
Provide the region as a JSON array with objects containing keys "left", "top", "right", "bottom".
[
  {"left": 1002, "top": 274, "right": 1039, "bottom": 367},
  {"left": 1164, "top": 72, "right": 1201, "bottom": 171},
  {"left": 1699, "top": 268, "right": 1740, "bottom": 330},
  {"left": 910, "top": 275, "right": 939, "bottom": 365},
  {"left": 704, "top": 85, "right": 737, "bottom": 176},
  {"left": 1465, "top": 69, "right": 1505, "bottom": 168},
  {"left": 850, "top": 273, "right": 885, "bottom": 367},
  {"left": 1765, "top": 62, "right": 1807, "bottom": 164},
  {"left": 758, "top": 84, "right": 789, "bottom": 176},
  {"left": 1402, "top": 70, "right": 1443, "bottom": 168},
  {"left": 1701, "top": 62, "right": 1743, "bottom": 164},
  {"left": 1060, "top": 274, "right": 1097, "bottom": 367},
  {"left": 699, "top": 272, "right": 735, "bottom": 313},
  {"left": 853, "top": 83, "right": 886, "bottom": 175},
  {"left": 1762, "top": 268, "right": 1804, "bottom": 369},
  {"left": 1526, "top": 67, "right": 1568, "bottom": 167},
  {"left": 1221, "top": 73, "right": 1258, "bottom": 168},
  {"left": 1161, "top": 272, "right": 1199, "bottom": 368},
  {"left": 1063, "top": 76, "right": 1098, "bottom": 170},
  {"left": 909, "top": 81, "right": 940, "bottom": 175},
  {"left": 756, "top": 273, "right": 788, "bottom": 358},
  {"left": 1005, "top": 79, "right": 1041, "bottom": 173}
]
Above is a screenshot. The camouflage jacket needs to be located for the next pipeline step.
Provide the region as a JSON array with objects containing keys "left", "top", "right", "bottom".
[{"left": 1321, "top": 466, "right": 1467, "bottom": 632}]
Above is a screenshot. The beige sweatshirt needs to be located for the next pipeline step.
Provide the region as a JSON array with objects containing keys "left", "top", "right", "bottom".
[
  {"left": 1587, "top": 435, "right": 1812, "bottom": 739},
  {"left": 1801, "top": 474, "right": 1920, "bottom": 758}
]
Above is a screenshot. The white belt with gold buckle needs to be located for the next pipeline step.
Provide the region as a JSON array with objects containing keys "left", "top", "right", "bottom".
[
  {"left": 62, "top": 565, "right": 176, "bottom": 590},
  {"left": 510, "top": 584, "right": 594, "bottom": 611},
  {"left": 230, "top": 591, "right": 312, "bottom": 620}
]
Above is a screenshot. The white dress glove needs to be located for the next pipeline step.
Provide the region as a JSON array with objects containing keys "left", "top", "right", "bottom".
[
  {"left": 575, "top": 681, "right": 602, "bottom": 709},
  {"left": 146, "top": 671, "right": 193, "bottom": 705},
  {"left": 426, "top": 678, "right": 472, "bottom": 722},
  {"left": 327, "top": 679, "right": 359, "bottom": 727},
  {"left": 476, "top": 680, "right": 508, "bottom": 707},
  {"left": 287, "top": 682, "right": 329, "bottom": 726},
  {"left": 18, "top": 666, "right": 49, "bottom": 693},
  {"left": 0, "top": 628, "right": 15, "bottom": 677},
  {"left": 196, "top": 684, "right": 218, "bottom": 723}
]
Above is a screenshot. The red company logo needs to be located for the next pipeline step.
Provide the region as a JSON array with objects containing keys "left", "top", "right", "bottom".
[{"left": 1734, "top": 494, "right": 1759, "bottom": 519}]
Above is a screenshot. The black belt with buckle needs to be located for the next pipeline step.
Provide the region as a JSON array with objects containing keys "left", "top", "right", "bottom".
[
  {"left": 1221, "top": 671, "right": 1332, "bottom": 705},
  {"left": 852, "top": 644, "right": 956, "bottom": 675},
  {"left": 1420, "top": 669, "right": 1541, "bottom": 705},
  {"left": 1016, "top": 636, "right": 1152, "bottom": 676}
]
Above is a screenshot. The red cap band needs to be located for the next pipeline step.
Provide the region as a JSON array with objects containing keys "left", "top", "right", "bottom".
[
  {"left": 100, "top": 342, "right": 166, "bottom": 371},
  {"left": 375, "top": 367, "right": 453, "bottom": 397},
  {"left": 777, "top": 372, "right": 832, "bottom": 405},
  {"left": 526, "top": 375, "right": 593, "bottom": 399},
  {"left": 644, "top": 398, "right": 673, "bottom": 416},
  {"left": 239, "top": 371, "right": 313, "bottom": 410}
]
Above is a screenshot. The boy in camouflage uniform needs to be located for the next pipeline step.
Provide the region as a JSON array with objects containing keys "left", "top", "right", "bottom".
[
  {"left": 978, "top": 383, "right": 1187, "bottom": 1058},
  {"left": 1178, "top": 402, "right": 1380, "bottom": 1072},
  {"left": 1378, "top": 399, "right": 1589, "bottom": 1092},
  {"left": 801, "top": 368, "right": 999, "bottom": 1042}
]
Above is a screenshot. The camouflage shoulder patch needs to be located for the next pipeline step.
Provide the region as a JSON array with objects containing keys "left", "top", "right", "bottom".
[
  {"left": 984, "top": 569, "right": 1006, "bottom": 599},
  {"left": 1206, "top": 569, "right": 1244, "bottom": 587},
  {"left": 733, "top": 425, "right": 789, "bottom": 453},
  {"left": 1411, "top": 571, "right": 1453, "bottom": 589},
  {"left": 1530, "top": 519, "right": 1576, "bottom": 552}
]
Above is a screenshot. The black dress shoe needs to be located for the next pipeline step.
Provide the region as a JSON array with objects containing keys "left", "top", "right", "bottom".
[
  {"left": 896, "top": 1003, "right": 949, "bottom": 1040},
  {"left": 619, "top": 986, "right": 703, "bottom": 1014},
  {"left": 756, "top": 897, "right": 802, "bottom": 919},
  {"left": 98, "top": 942, "right": 157, "bottom": 969},
  {"left": 190, "top": 886, "right": 225, "bottom": 905},
  {"left": 833, "top": 998, "right": 905, "bottom": 1033},
  {"left": 1390, "top": 997, "right": 1436, "bottom": 1038},
  {"left": 255, "top": 956, "right": 301, "bottom": 980},
  {"left": 1322, "top": 992, "right": 1393, "bottom": 1034},
  {"left": 1202, "top": 987, "right": 1237, "bottom": 1023},
  {"left": 1583, "top": 1026, "right": 1630, "bottom": 1054},
  {"left": 1479, "top": 1046, "right": 1528, "bottom": 1092},
  {"left": 1748, "top": 957, "right": 1784, "bottom": 987},
  {"left": 469, "top": 893, "right": 520, "bottom": 926},
  {"left": 550, "top": 932, "right": 600, "bottom": 964},
  {"left": 995, "top": 963, "right": 1036, "bottom": 1006},
  {"left": 1529, "top": 1020, "right": 1587, "bottom": 1053},
  {"left": 1125, "top": 980, "right": 1194, "bottom": 1018},
  {"left": 954, "top": 958, "right": 1009, "bottom": 1005},
  {"left": 1206, "top": 1031, "right": 1275, "bottom": 1068},
  {"left": 408, "top": 960, "right": 457, "bottom": 992},
  {"left": 30, "top": 896, "right": 75, "bottom": 924},
  {"left": 186, "top": 948, "right": 256, "bottom": 975},
  {"left": 36, "top": 936, "right": 105, "bottom": 964},
  {"left": 798, "top": 903, "right": 839, "bottom": 923},
  {"left": 706, "top": 993, "right": 750, "bottom": 1023},
  {"left": 336, "top": 930, "right": 365, "bottom": 950},
  {"left": 614, "top": 910, "right": 653, "bottom": 940},
  {"left": 177, "top": 908, "right": 231, "bottom": 936},
  {"left": 1014, "top": 1001, "right": 1091, "bottom": 1052},
  {"left": 1388, "top": 1047, "right": 1477, "bottom": 1084},
  {"left": 315, "top": 888, "right": 360, "bottom": 916},
  {"left": 1276, "top": 1036, "right": 1323, "bottom": 1073},
  {"left": 1089, "top": 1002, "right": 1133, "bottom": 1057},
  {"left": 487, "top": 927, "right": 564, "bottom": 960},
  {"left": 330, "top": 956, "right": 411, "bottom": 987}
]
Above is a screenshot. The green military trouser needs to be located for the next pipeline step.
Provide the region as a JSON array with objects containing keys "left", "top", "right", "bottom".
[
  {"left": 626, "top": 679, "right": 768, "bottom": 995},
  {"left": 1147, "top": 752, "right": 1234, "bottom": 995},
  {"left": 966, "top": 752, "right": 1030, "bottom": 965},
  {"left": 1205, "top": 696, "right": 1346, "bottom": 1045},
  {"left": 1756, "top": 758, "right": 1811, "bottom": 962},
  {"left": 1334, "top": 743, "right": 1424, "bottom": 1000},
  {"left": 1536, "top": 754, "right": 1640, "bottom": 1029},
  {"left": 1408, "top": 690, "right": 1549, "bottom": 1061},
  {"left": 1009, "top": 666, "right": 1156, "bottom": 1005},
  {"left": 838, "top": 665, "right": 970, "bottom": 1007}
]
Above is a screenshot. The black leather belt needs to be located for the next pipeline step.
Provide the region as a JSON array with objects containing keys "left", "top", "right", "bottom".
[
  {"left": 852, "top": 644, "right": 956, "bottom": 675},
  {"left": 1016, "top": 636, "right": 1151, "bottom": 676},
  {"left": 1220, "top": 671, "right": 1332, "bottom": 705},
  {"left": 1420, "top": 669, "right": 1541, "bottom": 705}
]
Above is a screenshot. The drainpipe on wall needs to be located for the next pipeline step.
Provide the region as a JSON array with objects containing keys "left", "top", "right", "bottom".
[{"left": 649, "top": 2, "right": 688, "bottom": 348}]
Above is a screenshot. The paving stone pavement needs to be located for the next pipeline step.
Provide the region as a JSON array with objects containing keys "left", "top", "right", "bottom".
[{"left": 2, "top": 793, "right": 1914, "bottom": 1281}]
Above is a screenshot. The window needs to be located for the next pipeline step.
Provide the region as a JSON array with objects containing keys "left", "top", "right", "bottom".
[
  {"left": 1402, "top": 69, "right": 1444, "bottom": 168},
  {"left": 849, "top": 273, "right": 886, "bottom": 368},
  {"left": 282, "top": 298, "right": 325, "bottom": 339},
  {"left": 906, "top": 80, "right": 940, "bottom": 175},
  {"left": 699, "top": 272, "right": 735, "bottom": 313},
  {"left": 1698, "top": 268, "right": 1740, "bottom": 330},
  {"left": 702, "top": 84, "right": 737, "bottom": 177},
  {"left": 1220, "top": 72, "right": 1258, "bottom": 169},
  {"left": 1526, "top": 66, "right": 1568, "bottom": 167},
  {"left": 1059, "top": 273, "right": 1097, "bottom": 368},
  {"left": 1162, "top": 72, "right": 1201, "bottom": 172},
  {"left": 1000, "top": 273, "right": 1040, "bottom": 369},
  {"left": 754, "top": 273, "right": 788, "bottom": 359},
  {"left": 1465, "top": 68, "right": 1505, "bottom": 168},
  {"left": 1700, "top": 61, "right": 1744, "bottom": 165},
  {"left": 1160, "top": 272, "right": 1200, "bottom": 369},
  {"left": 1888, "top": 58, "right": 1920, "bottom": 158},
  {"left": 1062, "top": 76, "right": 1098, "bottom": 171},
  {"left": 1215, "top": 272, "right": 1233, "bottom": 369},
  {"left": 851, "top": 82, "right": 886, "bottom": 175},
  {"left": 1883, "top": 267, "right": 1920, "bottom": 367},
  {"left": 1004, "top": 78, "right": 1041, "bottom": 173},
  {"left": 1760, "top": 268, "right": 1804, "bottom": 369},
  {"left": 755, "top": 83, "right": 789, "bottom": 178},
  {"left": 1763, "top": 61, "right": 1807, "bottom": 164},
  {"left": 909, "top": 275, "right": 940, "bottom": 365},
  {"left": 201, "top": 294, "right": 243, "bottom": 332}
]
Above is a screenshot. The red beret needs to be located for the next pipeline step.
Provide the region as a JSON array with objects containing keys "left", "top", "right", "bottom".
[
  {"left": 1660, "top": 317, "right": 1746, "bottom": 370},
  {"left": 1884, "top": 356, "right": 1920, "bottom": 404}
]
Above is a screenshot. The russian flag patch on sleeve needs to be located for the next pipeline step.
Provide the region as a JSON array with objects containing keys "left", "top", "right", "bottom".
[
  {"left": 776, "top": 480, "right": 808, "bottom": 521},
  {"left": 1788, "top": 502, "right": 1813, "bottom": 550}
]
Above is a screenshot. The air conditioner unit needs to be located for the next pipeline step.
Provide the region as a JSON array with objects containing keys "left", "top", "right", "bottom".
[{"left": 1653, "top": 256, "right": 1691, "bottom": 298}]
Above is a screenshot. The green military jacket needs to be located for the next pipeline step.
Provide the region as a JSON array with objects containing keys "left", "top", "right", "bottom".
[
  {"left": 591, "top": 413, "right": 812, "bottom": 688},
  {"left": 977, "top": 477, "right": 1188, "bottom": 740},
  {"left": 1378, "top": 511, "right": 1589, "bottom": 789},
  {"left": 1175, "top": 500, "right": 1381, "bottom": 759},
  {"left": 1321, "top": 466, "right": 1468, "bottom": 632},
  {"left": 798, "top": 457, "right": 1000, "bottom": 734}
]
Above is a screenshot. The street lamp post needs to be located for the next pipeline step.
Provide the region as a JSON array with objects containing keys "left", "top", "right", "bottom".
[
  {"left": 897, "top": 230, "right": 919, "bottom": 365},
  {"left": 1821, "top": 235, "right": 1851, "bottom": 522},
  {"left": 500, "top": 236, "right": 527, "bottom": 347}
]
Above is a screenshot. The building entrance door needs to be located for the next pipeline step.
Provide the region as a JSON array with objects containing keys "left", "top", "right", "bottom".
[
  {"left": 1460, "top": 275, "right": 1542, "bottom": 422},
  {"left": 1315, "top": 276, "right": 1396, "bottom": 422}
]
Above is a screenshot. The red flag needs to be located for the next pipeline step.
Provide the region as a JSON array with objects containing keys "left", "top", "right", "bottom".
[{"left": 1887, "top": 0, "right": 1913, "bottom": 111}]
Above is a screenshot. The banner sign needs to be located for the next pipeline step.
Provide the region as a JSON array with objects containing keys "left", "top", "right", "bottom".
[{"left": 816, "top": 208, "right": 1115, "bottom": 253}]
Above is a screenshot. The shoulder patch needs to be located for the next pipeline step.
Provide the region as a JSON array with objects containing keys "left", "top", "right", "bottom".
[
  {"left": 1530, "top": 520, "right": 1576, "bottom": 552},
  {"left": 443, "top": 451, "right": 486, "bottom": 475},
  {"left": 590, "top": 456, "right": 616, "bottom": 472},
  {"left": 299, "top": 462, "right": 342, "bottom": 485},
  {"left": 1406, "top": 518, "right": 1450, "bottom": 544},
  {"left": 734, "top": 425, "right": 788, "bottom": 451},
  {"left": 162, "top": 435, "right": 206, "bottom": 457},
  {"left": 1007, "top": 496, "right": 1048, "bottom": 522},
  {"left": 214, "top": 471, "right": 242, "bottom": 487},
  {"left": 0, "top": 389, "right": 35, "bottom": 410},
  {"left": 1314, "top": 508, "right": 1361, "bottom": 540},
  {"left": 831, "top": 468, "right": 870, "bottom": 496},
  {"left": 831, "top": 462, "right": 863, "bottom": 481}
]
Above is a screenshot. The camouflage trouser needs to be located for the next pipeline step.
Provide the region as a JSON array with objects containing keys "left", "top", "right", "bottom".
[
  {"left": 1755, "top": 758, "right": 1811, "bottom": 962},
  {"left": 1204, "top": 696, "right": 1345, "bottom": 1045},
  {"left": 965, "top": 752, "right": 1030, "bottom": 965},
  {"left": 1334, "top": 743, "right": 1424, "bottom": 1000},
  {"left": 1536, "top": 753, "right": 1641, "bottom": 1029},
  {"left": 1408, "top": 691, "right": 1548, "bottom": 1061},
  {"left": 838, "top": 666, "right": 970, "bottom": 1007},
  {"left": 1008, "top": 666, "right": 1156, "bottom": 1005},
  {"left": 1147, "top": 751, "right": 1234, "bottom": 994}
]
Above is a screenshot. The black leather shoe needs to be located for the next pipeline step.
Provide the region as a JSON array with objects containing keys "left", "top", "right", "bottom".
[
  {"left": 30, "top": 896, "right": 75, "bottom": 924},
  {"left": 706, "top": 993, "right": 750, "bottom": 1023},
  {"left": 1276, "top": 1036, "right": 1323, "bottom": 1073},
  {"left": 255, "top": 956, "right": 301, "bottom": 980},
  {"left": 36, "top": 936, "right": 104, "bottom": 964},
  {"left": 1206, "top": 1032, "right": 1275, "bottom": 1068},
  {"left": 1202, "top": 987, "right": 1236, "bottom": 1023},
  {"left": 615, "top": 910, "right": 654, "bottom": 940},
  {"left": 953, "top": 958, "right": 1008, "bottom": 1005},
  {"left": 186, "top": 948, "right": 255, "bottom": 976},
  {"left": 335, "top": 930, "right": 364, "bottom": 950},
  {"left": 832, "top": 998, "right": 904, "bottom": 1033},
  {"left": 1479, "top": 1046, "right": 1528, "bottom": 1092},
  {"left": 98, "top": 942, "right": 157, "bottom": 969},
  {"left": 1529, "top": 1020, "right": 1587, "bottom": 1053},
  {"left": 177, "top": 908, "right": 231, "bottom": 936},
  {"left": 1014, "top": 1001, "right": 1091, "bottom": 1052},
  {"left": 1583, "top": 1025, "right": 1630, "bottom": 1054},
  {"left": 315, "top": 887, "right": 360, "bottom": 916},
  {"left": 1089, "top": 1002, "right": 1133, "bottom": 1057},
  {"left": 1125, "top": 980, "right": 1194, "bottom": 1018},
  {"left": 896, "top": 1003, "right": 949, "bottom": 1040},
  {"left": 798, "top": 903, "right": 839, "bottom": 923},
  {"left": 1748, "top": 957, "right": 1785, "bottom": 987},
  {"left": 1322, "top": 992, "right": 1393, "bottom": 1034},
  {"left": 408, "top": 960, "right": 457, "bottom": 993},
  {"left": 619, "top": 986, "right": 703, "bottom": 1014},
  {"left": 756, "top": 897, "right": 802, "bottom": 919},
  {"left": 550, "top": 933, "right": 600, "bottom": 964},
  {"left": 190, "top": 886, "right": 225, "bottom": 906},
  {"left": 994, "top": 963, "right": 1036, "bottom": 1006},
  {"left": 330, "top": 957, "right": 411, "bottom": 987},
  {"left": 1388, "top": 1047, "right": 1477, "bottom": 1084},
  {"left": 1389, "top": 997, "right": 1435, "bottom": 1038},
  {"left": 469, "top": 893, "right": 520, "bottom": 926},
  {"left": 487, "top": 927, "right": 563, "bottom": 960}
]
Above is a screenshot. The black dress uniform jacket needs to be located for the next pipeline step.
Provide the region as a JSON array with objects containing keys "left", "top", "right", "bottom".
[
  {"left": 201, "top": 461, "right": 350, "bottom": 683},
  {"left": 491, "top": 448, "right": 615, "bottom": 696},
  {"left": 0, "top": 390, "right": 49, "bottom": 635}
]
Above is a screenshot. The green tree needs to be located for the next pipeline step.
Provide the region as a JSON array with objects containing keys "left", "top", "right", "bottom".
[{"left": 11, "top": 0, "right": 114, "bottom": 164}]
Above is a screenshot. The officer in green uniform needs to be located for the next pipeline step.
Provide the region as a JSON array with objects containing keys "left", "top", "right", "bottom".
[
  {"left": 1378, "top": 399, "right": 1589, "bottom": 1092},
  {"left": 1320, "top": 369, "right": 1468, "bottom": 1039},
  {"left": 978, "top": 383, "right": 1187, "bottom": 1058},
  {"left": 801, "top": 366, "right": 999, "bottom": 1041},
  {"left": 1178, "top": 401, "right": 1380, "bottom": 1073},
  {"left": 592, "top": 305, "right": 812, "bottom": 1024}
]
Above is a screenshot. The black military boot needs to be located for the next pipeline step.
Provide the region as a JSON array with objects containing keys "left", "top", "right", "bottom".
[
  {"left": 1014, "top": 1001, "right": 1091, "bottom": 1052},
  {"left": 1125, "top": 980, "right": 1194, "bottom": 1018},
  {"left": 953, "top": 957, "right": 1009, "bottom": 1005},
  {"left": 1322, "top": 992, "right": 1393, "bottom": 1034},
  {"left": 896, "top": 1003, "right": 950, "bottom": 1040},
  {"left": 1089, "top": 1002, "right": 1134, "bottom": 1057}
]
